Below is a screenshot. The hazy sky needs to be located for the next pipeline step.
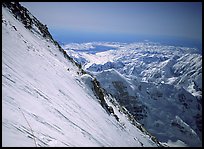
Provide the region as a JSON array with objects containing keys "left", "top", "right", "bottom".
[{"left": 20, "top": 2, "right": 202, "bottom": 43}]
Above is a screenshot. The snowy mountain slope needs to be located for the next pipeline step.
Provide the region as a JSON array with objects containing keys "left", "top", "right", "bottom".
[
  {"left": 63, "top": 41, "right": 202, "bottom": 146},
  {"left": 92, "top": 69, "right": 201, "bottom": 147},
  {"left": 2, "top": 3, "right": 161, "bottom": 147}
]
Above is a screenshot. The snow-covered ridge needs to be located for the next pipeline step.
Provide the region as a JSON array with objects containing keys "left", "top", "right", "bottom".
[
  {"left": 2, "top": 2, "right": 161, "bottom": 147},
  {"left": 2, "top": 2, "right": 55, "bottom": 42}
]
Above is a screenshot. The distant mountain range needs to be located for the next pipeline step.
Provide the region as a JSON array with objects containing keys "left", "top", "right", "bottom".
[
  {"left": 2, "top": 2, "right": 201, "bottom": 147},
  {"left": 63, "top": 41, "right": 202, "bottom": 147}
]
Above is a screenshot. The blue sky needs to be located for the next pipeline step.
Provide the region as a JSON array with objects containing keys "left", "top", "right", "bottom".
[{"left": 20, "top": 2, "right": 202, "bottom": 45}]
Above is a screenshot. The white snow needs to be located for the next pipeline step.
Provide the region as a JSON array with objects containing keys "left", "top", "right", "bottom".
[
  {"left": 2, "top": 5, "right": 158, "bottom": 147},
  {"left": 63, "top": 39, "right": 202, "bottom": 147},
  {"left": 166, "top": 140, "right": 188, "bottom": 147}
]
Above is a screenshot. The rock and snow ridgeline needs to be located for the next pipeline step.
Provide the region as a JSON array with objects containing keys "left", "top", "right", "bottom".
[{"left": 2, "top": 2, "right": 162, "bottom": 147}]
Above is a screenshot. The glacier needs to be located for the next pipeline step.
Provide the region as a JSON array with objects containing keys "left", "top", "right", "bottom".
[{"left": 63, "top": 42, "right": 202, "bottom": 146}]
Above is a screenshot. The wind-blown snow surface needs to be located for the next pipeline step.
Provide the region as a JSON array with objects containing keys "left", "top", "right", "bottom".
[
  {"left": 2, "top": 6, "right": 159, "bottom": 147},
  {"left": 64, "top": 41, "right": 202, "bottom": 147}
]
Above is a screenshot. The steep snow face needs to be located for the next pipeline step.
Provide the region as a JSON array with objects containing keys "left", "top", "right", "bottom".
[
  {"left": 2, "top": 5, "right": 159, "bottom": 147},
  {"left": 63, "top": 41, "right": 202, "bottom": 147}
]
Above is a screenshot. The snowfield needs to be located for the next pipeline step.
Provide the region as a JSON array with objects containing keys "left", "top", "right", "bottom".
[{"left": 2, "top": 4, "right": 161, "bottom": 147}]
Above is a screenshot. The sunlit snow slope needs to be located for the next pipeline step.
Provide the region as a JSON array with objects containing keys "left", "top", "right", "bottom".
[{"left": 2, "top": 3, "right": 160, "bottom": 147}]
